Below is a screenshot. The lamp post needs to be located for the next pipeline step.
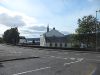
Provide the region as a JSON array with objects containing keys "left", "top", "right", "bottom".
[{"left": 96, "top": 10, "right": 100, "bottom": 51}]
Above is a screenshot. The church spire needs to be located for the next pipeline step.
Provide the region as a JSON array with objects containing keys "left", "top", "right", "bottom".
[{"left": 47, "top": 24, "right": 49, "bottom": 32}]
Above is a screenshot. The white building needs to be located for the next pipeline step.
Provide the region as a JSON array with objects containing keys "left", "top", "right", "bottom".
[
  {"left": 40, "top": 26, "right": 69, "bottom": 48},
  {"left": 19, "top": 36, "right": 27, "bottom": 44}
]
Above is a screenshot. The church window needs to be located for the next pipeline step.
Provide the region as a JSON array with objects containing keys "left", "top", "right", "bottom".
[
  {"left": 50, "top": 43, "right": 52, "bottom": 47},
  {"left": 60, "top": 43, "right": 62, "bottom": 47},
  {"left": 55, "top": 43, "right": 57, "bottom": 47}
]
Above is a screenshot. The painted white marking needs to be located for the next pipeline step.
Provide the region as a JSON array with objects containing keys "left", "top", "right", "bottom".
[
  {"left": 70, "top": 58, "right": 75, "bottom": 60},
  {"left": 63, "top": 58, "right": 68, "bottom": 60},
  {"left": 87, "top": 59, "right": 100, "bottom": 62},
  {"left": 50, "top": 56, "right": 68, "bottom": 60},
  {"left": 64, "top": 58, "right": 83, "bottom": 66},
  {"left": 50, "top": 56, "right": 55, "bottom": 58},
  {"left": 13, "top": 67, "right": 51, "bottom": 75},
  {"left": 64, "top": 61, "right": 79, "bottom": 66},
  {"left": 77, "top": 58, "right": 84, "bottom": 61},
  {"left": 64, "top": 52, "right": 68, "bottom": 54},
  {"left": 55, "top": 57, "right": 63, "bottom": 59}
]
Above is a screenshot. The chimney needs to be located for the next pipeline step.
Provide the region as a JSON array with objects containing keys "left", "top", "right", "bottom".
[
  {"left": 53, "top": 27, "right": 55, "bottom": 30},
  {"left": 47, "top": 25, "right": 49, "bottom": 32}
]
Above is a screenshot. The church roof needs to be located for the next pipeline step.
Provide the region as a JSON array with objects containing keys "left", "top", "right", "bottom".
[{"left": 43, "top": 28, "right": 64, "bottom": 37}]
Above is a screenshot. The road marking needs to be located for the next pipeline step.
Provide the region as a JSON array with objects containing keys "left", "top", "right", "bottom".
[
  {"left": 63, "top": 58, "right": 68, "bottom": 60},
  {"left": 13, "top": 67, "right": 51, "bottom": 75},
  {"left": 64, "top": 61, "right": 78, "bottom": 65},
  {"left": 64, "top": 52, "right": 68, "bottom": 54},
  {"left": 86, "top": 59, "right": 100, "bottom": 62},
  {"left": 64, "top": 58, "right": 83, "bottom": 66},
  {"left": 45, "top": 55, "right": 84, "bottom": 62},
  {"left": 70, "top": 58, "right": 75, "bottom": 60},
  {"left": 50, "top": 56, "right": 55, "bottom": 58},
  {"left": 50, "top": 56, "right": 68, "bottom": 60}
]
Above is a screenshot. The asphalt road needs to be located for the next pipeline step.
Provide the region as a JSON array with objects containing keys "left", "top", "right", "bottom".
[{"left": 0, "top": 44, "right": 100, "bottom": 75}]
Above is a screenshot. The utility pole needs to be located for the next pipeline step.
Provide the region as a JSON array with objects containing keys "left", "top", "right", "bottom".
[{"left": 95, "top": 10, "right": 100, "bottom": 51}]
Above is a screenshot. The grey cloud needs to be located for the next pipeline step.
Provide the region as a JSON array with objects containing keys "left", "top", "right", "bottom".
[
  {"left": 0, "top": 13, "right": 26, "bottom": 27},
  {"left": 21, "top": 30, "right": 44, "bottom": 34},
  {"left": 0, "top": 34, "right": 2, "bottom": 37},
  {"left": 20, "top": 26, "right": 50, "bottom": 38},
  {"left": 61, "top": 31, "right": 70, "bottom": 35},
  {"left": 28, "top": 26, "right": 51, "bottom": 31}
]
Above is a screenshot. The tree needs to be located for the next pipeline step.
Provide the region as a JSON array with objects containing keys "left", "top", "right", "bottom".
[
  {"left": 75, "top": 15, "right": 100, "bottom": 48},
  {"left": 0, "top": 37, "right": 3, "bottom": 43},
  {"left": 3, "top": 27, "right": 19, "bottom": 45}
]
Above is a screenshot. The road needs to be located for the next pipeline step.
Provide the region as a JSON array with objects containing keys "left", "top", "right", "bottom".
[{"left": 0, "top": 44, "right": 100, "bottom": 75}]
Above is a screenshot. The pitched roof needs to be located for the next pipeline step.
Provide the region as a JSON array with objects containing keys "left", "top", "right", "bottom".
[
  {"left": 43, "top": 28, "right": 64, "bottom": 37},
  {"left": 19, "top": 36, "right": 26, "bottom": 39}
]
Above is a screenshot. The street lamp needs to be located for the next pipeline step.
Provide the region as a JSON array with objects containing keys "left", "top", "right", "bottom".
[{"left": 96, "top": 10, "right": 100, "bottom": 51}]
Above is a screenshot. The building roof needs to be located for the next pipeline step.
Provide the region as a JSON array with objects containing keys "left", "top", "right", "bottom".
[
  {"left": 19, "top": 36, "right": 26, "bottom": 39},
  {"left": 43, "top": 28, "right": 64, "bottom": 37}
]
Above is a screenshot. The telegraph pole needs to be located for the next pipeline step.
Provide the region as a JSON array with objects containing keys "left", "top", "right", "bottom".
[{"left": 95, "top": 10, "right": 100, "bottom": 51}]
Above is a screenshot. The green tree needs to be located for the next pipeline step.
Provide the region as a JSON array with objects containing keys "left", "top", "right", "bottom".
[
  {"left": 3, "top": 27, "right": 19, "bottom": 45},
  {"left": 75, "top": 15, "right": 100, "bottom": 48},
  {"left": 0, "top": 37, "right": 3, "bottom": 43}
]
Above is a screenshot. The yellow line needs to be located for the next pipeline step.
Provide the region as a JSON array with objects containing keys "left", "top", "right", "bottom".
[{"left": 86, "top": 65, "right": 96, "bottom": 75}]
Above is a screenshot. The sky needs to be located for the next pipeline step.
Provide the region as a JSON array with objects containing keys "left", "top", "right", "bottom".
[{"left": 0, "top": 0, "right": 100, "bottom": 38}]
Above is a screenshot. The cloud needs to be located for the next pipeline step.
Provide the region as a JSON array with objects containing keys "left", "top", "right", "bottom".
[
  {"left": 0, "top": 13, "right": 26, "bottom": 27},
  {"left": 0, "top": 6, "right": 37, "bottom": 27},
  {"left": 0, "top": 0, "right": 6, "bottom": 2},
  {"left": 28, "top": 26, "right": 49, "bottom": 31},
  {"left": 0, "top": 6, "right": 39, "bottom": 37},
  {"left": 19, "top": 29, "right": 44, "bottom": 38},
  {"left": 0, "top": 24, "right": 10, "bottom": 37},
  {"left": 61, "top": 31, "right": 70, "bottom": 35},
  {"left": 21, "top": 30, "right": 43, "bottom": 34},
  {"left": 19, "top": 26, "right": 48, "bottom": 38}
]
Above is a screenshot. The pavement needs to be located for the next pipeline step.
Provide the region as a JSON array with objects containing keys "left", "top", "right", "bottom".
[{"left": 0, "top": 44, "right": 100, "bottom": 75}]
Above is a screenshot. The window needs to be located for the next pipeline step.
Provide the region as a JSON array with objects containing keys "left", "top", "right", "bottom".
[
  {"left": 50, "top": 43, "right": 52, "bottom": 47},
  {"left": 55, "top": 43, "right": 57, "bottom": 47},
  {"left": 65, "top": 43, "right": 67, "bottom": 47},
  {"left": 60, "top": 43, "right": 62, "bottom": 47}
]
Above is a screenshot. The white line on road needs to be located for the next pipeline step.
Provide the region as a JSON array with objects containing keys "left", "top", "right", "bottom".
[
  {"left": 12, "top": 67, "right": 51, "bottom": 75},
  {"left": 50, "top": 56, "right": 68, "bottom": 60},
  {"left": 45, "top": 55, "right": 84, "bottom": 61},
  {"left": 64, "top": 58, "right": 83, "bottom": 66},
  {"left": 86, "top": 59, "right": 100, "bottom": 62},
  {"left": 70, "top": 58, "right": 75, "bottom": 60}
]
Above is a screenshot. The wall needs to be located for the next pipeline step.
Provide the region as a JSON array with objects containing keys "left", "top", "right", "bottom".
[
  {"left": 40, "top": 35, "right": 46, "bottom": 46},
  {"left": 45, "top": 42, "right": 67, "bottom": 48},
  {"left": 19, "top": 39, "right": 27, "bottom": 44}
]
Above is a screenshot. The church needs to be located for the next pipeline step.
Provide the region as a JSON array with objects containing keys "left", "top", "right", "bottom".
[{"left": 40, "top": 26, "right": 71, "bottom": 48}]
